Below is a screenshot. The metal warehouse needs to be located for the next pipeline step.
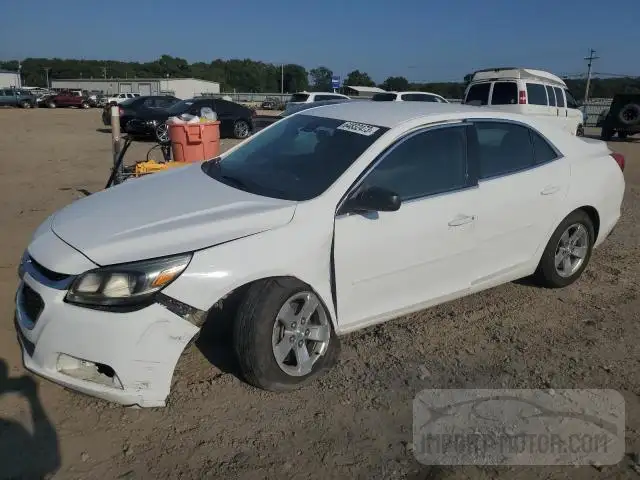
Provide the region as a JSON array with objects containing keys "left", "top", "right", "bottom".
[
  {"left": 0, "top": 69, "right": 21, "bottom": 88},
  {"left": 50, "top": 77, "right": 220, "bottom": 99}
]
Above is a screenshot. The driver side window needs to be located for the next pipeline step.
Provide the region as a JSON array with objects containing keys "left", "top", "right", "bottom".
[{"left": 363, "top": 126, "right": 469, "bottom": 201}]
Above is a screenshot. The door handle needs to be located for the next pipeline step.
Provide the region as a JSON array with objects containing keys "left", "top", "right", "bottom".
[
  {"left": 540, "top": 185, "right": 561, "bottom": 195},
  {"left": 448, "top": 215, "right": 475, "bottom": 227}
]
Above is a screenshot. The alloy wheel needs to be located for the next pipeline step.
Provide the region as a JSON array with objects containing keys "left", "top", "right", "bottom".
[{"left": 554, "top": 223, "right": 589, "bottom": 278}]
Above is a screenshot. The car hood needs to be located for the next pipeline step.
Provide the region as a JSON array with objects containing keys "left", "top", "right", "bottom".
[{"left": 51, "top": 164, "right": 297, "bottom": 266}]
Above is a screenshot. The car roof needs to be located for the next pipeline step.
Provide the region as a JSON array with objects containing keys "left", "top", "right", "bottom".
[
  {"left": 299, "top": 102, "right": 492, "bottom": 127},
  {"left": 396, "top": 91, "right": 443, "bottom": 96}
]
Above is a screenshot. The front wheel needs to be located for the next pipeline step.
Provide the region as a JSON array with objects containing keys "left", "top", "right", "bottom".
[
  {"left": 576, "top": 124, "right": 584, "bottom": 136},
  {"left": 81, "top": 102, "right": 90, "bottom": 109},
  {"left": 233, "top": 119, "right": 251, "bottom": 139},
  {"left": 154, "top": 123, "right": 170, "bottom": 143},
  {"left": 233, "top": 278, "right": 339, "bottom": 391},
  {"left": 47, "top": 101, "right": 56, "bottom": 109},
  {"left": 20, "top": 101, "right": 32, "bottom": 109},
  {"left": 534, "top": 210, "right": 595, "bottom": 288}
]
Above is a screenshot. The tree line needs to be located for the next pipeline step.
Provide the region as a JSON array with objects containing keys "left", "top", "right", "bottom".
[{"left": 1, "top": 55, "right": 638, "bottom": 100}]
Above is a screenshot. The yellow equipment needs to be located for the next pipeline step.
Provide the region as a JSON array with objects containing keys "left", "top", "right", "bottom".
[{"left": 133, "top": 160, "right": 189, "bottom": 177}]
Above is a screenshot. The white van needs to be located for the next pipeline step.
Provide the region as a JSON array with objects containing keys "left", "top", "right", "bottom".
[{"left": 463, "top": 68, "right": 584, "bottom": 136}]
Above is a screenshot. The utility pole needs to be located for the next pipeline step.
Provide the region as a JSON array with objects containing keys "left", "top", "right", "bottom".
[
  {"left": 281, "top": 64, "right": 284, "bottom": 95},
  {"left": 17, "top": 60, "right": 22, "bottom": 87},
  {"left": 43, "top": 67, "right": 51, "bottom": 89},
  {"left": 583, "top": 49, "right": 599, "bottom": 104}
]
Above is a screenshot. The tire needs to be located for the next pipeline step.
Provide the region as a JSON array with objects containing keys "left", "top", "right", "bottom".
[
  {"left": 233, "top": 119, "right": 251, "bottom": 139},
  {"left": 534, "top": 210, "right": 595, "bottom": 288},
  {"left": 47, "top": 101, "right": 56, "bottom": 109},
  {"left": 233, "top": 278, "right": 340, "bottom": 391},
  {"left": 154, "top": 123, "right": 170, "bottom": 144},
  {"left": 618, "top": 103, "right": 640, "bottom": 126},
  {"left": 20, "top": 101, "right": 31, "bottom": 109},
  {"left": 576, "top": 124, "right": 584, "bottom": 137},
  {"left": 81, "top": 102, "right": 90, "bottom": 109},
  {"left": 601, "top": 128, "right": 614, "bottom": 141},
  {"left": 618, "top": 131, "right": 628, "bottom": 140}
]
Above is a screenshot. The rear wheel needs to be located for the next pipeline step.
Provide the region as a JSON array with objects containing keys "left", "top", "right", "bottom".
[
  {"left": 47, "top": 101, "right": 56, "bottom": 109},
  {"left": 81, "top": 102, "right": 90, "bottom": 109},
  {"left": 534, "top": 210, "right": 595, "bottom": 288},
  {"left": 601, "top": 128, "right": 614, "bottom": 141},
  {"left": 233, "top": 278, "right": 339, "bottom": 391},
  {"left": 20, "top": 101, "right": 32, "bottom": 109},
  {"left": 233, "top": 119, "right": 251, "bottom": 139}
]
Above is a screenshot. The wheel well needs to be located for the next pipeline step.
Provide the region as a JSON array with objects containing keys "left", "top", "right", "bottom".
[{"left": 577, "top": 206, "right": 600, "bottom": 241}]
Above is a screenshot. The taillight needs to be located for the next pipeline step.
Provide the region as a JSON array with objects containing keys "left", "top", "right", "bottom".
[
  {"left": 118, "top": 107, "right": 124, "bottom": 116},
  {"left": 518, "top": 90, "right": 527, "bottom": 104},
  {"left": 610, "top": 152, "right": 625, "bottom": 171}
]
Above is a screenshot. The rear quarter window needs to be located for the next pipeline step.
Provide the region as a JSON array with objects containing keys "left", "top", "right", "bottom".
[
  {"left": 465, "top": 83, "right": 491, "bottom": 105},
  {"left": 553, "top": 87, "right": 565, "bottom": 107},
  {"left": 490, "top": 82, "right": 518, "bottom": 105},
  {"left": 545, "top": 86, "right": 556, "bottom": 106}
]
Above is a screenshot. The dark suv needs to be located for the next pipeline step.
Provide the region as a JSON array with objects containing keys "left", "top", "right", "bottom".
[
  {"left": 0, "top": 89, "right": 37, "bottom": 108},
  {"left": 599, "top": 94, "right": 640, "bottom": 140}
]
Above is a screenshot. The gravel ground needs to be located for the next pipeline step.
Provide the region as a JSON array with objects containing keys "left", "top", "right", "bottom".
[{"left": 0, "top": 108, "right": 639, "bottom": 480}]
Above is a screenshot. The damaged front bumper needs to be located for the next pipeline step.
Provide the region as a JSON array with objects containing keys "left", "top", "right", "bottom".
[{"left": 15, "top": 267, "right": 201, "bottom": 408}]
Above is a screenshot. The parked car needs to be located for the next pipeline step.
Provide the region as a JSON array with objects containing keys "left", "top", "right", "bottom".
[
  {"left": 43, "top": 91, "right": 91, "bottom": 109},
  {"left": 125, "top": 97, "right": 255, "bottom": 142},
  {"left": 253, "top": 98, "right": 353, "bottom": 132},
  {"left": 261, "top": 97, "right": 286, "bottom": 110},
  {"left": 286, "top": 91, "right": 350, "bottom": 110},
  {"left": 15, "top": 102, "right": 625, "bottom": 407},
  {"left": 463, "top": 68, "right": 584, "bottom": 136},
  {"left": 371, "top": 91, "right": 448, "bottom": 103},
  {"left": 598, "top": 94, "right": 640, "bottom": 140},
  {"left": 106, "top": 93, "right": 141, "bottom": 105},
  {"left": 0, "top": 88, "right": 37, "bottom": 108},
  {"left": 101, "top": 95, "right": 180, "bottom": 132}
]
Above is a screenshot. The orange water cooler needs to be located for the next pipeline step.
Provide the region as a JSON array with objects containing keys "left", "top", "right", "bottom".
[{"left": 168, "top": 121, "right": 221, "bottom": 162}]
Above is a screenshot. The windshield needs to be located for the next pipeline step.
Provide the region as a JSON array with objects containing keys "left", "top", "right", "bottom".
[
  {"left": 371, "top": 93, "right": 398, "bottom": 101},
  {"left": 289, "top": 93, "right": 309, "bottom": 103},
  {"left": 167, "top": 99, "right": 194, "bottom": 114},
  {"left": 201, "top": 114, "right": 388, "bottom": 201}
]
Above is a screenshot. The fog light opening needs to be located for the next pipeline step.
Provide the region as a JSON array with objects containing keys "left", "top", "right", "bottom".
[{"left": 56, "top": 354, "right": 123, "bottom": 389}]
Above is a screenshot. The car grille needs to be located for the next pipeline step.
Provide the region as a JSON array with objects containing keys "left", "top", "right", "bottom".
[
  {"left": 21, "top": 283, "right": 45, "bottom": 324},
  {"left": 29, "top": 256, "right": 70, "bottom": 283}
]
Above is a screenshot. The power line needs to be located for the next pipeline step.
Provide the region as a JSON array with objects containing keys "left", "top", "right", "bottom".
[{"left": 583, "top": 49, "right": 599, "bottom": 103}]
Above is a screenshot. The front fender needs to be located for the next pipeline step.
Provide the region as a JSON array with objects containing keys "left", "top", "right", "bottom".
[{"left": 161, "top": 216, "right": 338, "bottom": 330}]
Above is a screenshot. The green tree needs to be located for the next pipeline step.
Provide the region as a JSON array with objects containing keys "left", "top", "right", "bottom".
[
  {"left": 344, "top": 70, "right": 375, "bottom": 87},
  {"left": 309, "top": 66, "right": 333, "bottom": 91},
  {"left": 380, "top": 76, "right": 410, "bottom": 91}
]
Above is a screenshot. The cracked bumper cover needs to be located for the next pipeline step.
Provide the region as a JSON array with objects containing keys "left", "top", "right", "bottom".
[{"left": 15, "top": 270, "right": 201, "bottom": 408}]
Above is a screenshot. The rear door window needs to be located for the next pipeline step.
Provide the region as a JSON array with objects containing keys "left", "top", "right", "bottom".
[
  {"left": 372, "top": 93, "right": 398, "bottom": 101},
  {"left": 289, "top": 93, "right": 310, "bottom": 102},
  {"left": 474, "top": 121, "right": 535, "bottom": 178},
  {"left": 545, "top": 86, "right": 556, "bottom": 106},
  {"left": 526, "top": 83, "right": 548, "bottom": 105},
  {"left": 465, "top": 83, "right": 491, "bottom": 105},
  {"left": 490, "top": 82, "right": 518, "bottom": 105},
  {"left": 401, "top": 93, "right": 438, "bottom": 102},
  {"left": 553, "top": 87, "right": 565, "bottom": 107}
]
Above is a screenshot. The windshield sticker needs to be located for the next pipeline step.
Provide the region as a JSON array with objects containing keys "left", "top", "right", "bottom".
[{"left": 337, "top": 121, "right": 380, "bottom": 136}]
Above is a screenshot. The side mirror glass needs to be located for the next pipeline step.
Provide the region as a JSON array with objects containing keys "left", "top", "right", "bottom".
[{"left": 341, "top": 186, "right": 401, "bottom": 215}]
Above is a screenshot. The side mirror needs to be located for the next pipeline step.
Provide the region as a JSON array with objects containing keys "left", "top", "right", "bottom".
[{"left": 341, "top": 186, "right": 401, "bottom": 214}]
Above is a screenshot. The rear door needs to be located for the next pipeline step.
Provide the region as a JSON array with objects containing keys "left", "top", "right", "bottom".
[
  {"left": 553, "top": 86, "right": 570, "bottom": 133},
  {"left": 464, "top": 82, "right": 491, "bottom": 106},
  {"left": 525, "top": 82, "right": 553, "bottom": 120},
  {"left": 467, "top": 120, "right": 570, "bottom": 285},
  {"left": 563, "top": 88, "right": 583, "bottom": 134},
  {"left": 488, "top": 81, "right": 519, "bottom": 111}
]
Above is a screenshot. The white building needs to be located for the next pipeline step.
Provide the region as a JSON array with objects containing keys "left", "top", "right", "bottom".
[
  {"left": 0, "top": 69, "right": 21, "bottom": 88},
  {"left": 50, "top": 77, "right": 220, "bottom": 99},
  {"left": 343, "top": 85, "right": 386, "bottom": 98}
]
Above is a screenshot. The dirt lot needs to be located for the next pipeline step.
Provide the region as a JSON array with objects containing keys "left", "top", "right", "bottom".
[{"left": 0, "top": 109, "right": 639, "bottom": 480}]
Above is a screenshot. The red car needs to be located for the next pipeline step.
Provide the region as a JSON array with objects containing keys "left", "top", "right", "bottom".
[{"left": 43, "top": 91, "right": 91, "bottom": 109}]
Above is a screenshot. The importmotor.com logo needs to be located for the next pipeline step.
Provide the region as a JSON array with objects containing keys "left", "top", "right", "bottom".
[{"left": 413, "top": 389, "right": 624, "bottom": 465}]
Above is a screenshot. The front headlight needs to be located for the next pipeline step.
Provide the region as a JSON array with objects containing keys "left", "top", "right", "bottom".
[
  {"left": 65, "top": 253, "right": 192, "bottom": 308},
  {"left": 146, "top": 119, "right": 159, "bottom": 126}
]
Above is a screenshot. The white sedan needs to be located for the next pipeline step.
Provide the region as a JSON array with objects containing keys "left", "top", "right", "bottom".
[{"left": 15, "top": 102, "right": 625, "bottom": 407}]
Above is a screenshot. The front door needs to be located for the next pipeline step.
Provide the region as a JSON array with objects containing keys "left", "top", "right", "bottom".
[
  {"left": 333, "top": 124, "right": 480, "bottom": 329},
  {"left": 466, "top": 120, "right": 570, "bottom": 285}
]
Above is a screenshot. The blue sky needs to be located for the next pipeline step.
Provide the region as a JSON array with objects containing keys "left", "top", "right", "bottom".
[{"left": 1, "top": 0, "right": 639, "bottom": 83}]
